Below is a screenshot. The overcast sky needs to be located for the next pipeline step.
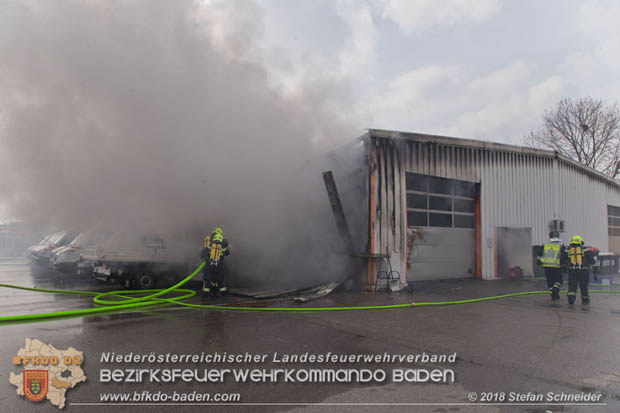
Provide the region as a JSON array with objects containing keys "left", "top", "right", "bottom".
[
  {"left": 204, "top": 0, "right": 620, "bottom": 145},
  {"left": 1, "top": 0, "right": 619, "bottom": 224}
]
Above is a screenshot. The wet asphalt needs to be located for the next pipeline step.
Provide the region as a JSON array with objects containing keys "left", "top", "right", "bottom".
[{"left": 1, "top": 258, "right": 620, "bottom": 413}]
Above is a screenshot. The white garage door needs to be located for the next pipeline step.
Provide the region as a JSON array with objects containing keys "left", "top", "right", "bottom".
[{"left": 405, "top": 173, "right": 477, "bottom": 281}]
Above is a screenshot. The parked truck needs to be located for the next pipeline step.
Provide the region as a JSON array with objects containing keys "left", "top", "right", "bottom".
[{"left": 81, "top": 235, "right": 195, "bottom": 289}]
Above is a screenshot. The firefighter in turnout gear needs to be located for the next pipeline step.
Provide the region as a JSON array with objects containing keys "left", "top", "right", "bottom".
[
  {"left": 537, "top": 231, "right": 566, "bottom": 301},
  {"left": 200, "top": 227, "right": 230, "bottom": 300},
  {"left": 566, "top": 235, "right": 595, "bottom": 305}
]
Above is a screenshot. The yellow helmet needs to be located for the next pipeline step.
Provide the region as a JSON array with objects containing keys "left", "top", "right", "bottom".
[
  {"left": 214, "top": 227, "right": 223, "bottom": 235},
  {"left": 571, "top": 235, "right": 584, "bottom": 245}
]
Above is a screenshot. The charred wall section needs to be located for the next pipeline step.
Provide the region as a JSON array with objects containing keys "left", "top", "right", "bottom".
[
  {"left": 321, "top": 139, "right": 370, "bottom": 286},
  {"left": 365, "top": 129, "right": 620, "bottom": 286}
]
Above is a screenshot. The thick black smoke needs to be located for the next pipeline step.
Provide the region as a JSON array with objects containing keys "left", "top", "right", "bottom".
[{"left": 0, "top": 0, "right": 358, "bottom": 288}]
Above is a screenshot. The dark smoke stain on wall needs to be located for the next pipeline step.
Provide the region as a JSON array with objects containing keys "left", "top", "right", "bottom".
[{"left": 0, "top": 0, "right": 359, "bottom": 288}]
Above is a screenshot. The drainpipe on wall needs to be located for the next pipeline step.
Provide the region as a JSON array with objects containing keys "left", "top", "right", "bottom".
[{"left": 552, "top": 152, "right": 560, "bottom": 221}]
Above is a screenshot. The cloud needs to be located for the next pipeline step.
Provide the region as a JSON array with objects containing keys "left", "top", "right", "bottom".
[
  {"left": 188, "top": 0, "right": 620, "bottom": 148},
  {"left": 560, "top": 1, "right": 620, "bottom": 100},
  {"left": 443, "top": 75, "right": 564, "bottom": 143},
  {"left": 371, "top": 64, "right": 463, "bottom": 117},
  {"left": 380, "top": 0, "right": 502, "bottom": 34},
  {"left": 466, "top": 60, "right": 534, "bottom": 99},
  {"left": 336, "top": 1, "right": 379, "bottom": 79},
  {"left": 361, "top": 60, "right": 565, "bottom": 143}
]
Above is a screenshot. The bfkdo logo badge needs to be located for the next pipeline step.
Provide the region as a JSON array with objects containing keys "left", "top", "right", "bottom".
[
  {"left": 23, "top": 370, "right": 49, "bottom": 402},
  {"left": 10, "top": 338, "right": 87, "bottom": 409}
]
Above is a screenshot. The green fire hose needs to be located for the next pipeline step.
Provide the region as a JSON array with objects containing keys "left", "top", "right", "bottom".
[{"left": 1, "top": 262, "right": 620, "bottom": 324}]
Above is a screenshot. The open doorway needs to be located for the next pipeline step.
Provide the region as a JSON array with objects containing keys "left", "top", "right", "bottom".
[{"left": 496, "top": 227, "right": 533, "bottom": 278}]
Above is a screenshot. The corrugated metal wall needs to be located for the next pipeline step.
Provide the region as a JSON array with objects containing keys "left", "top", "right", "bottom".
[
  {"left": 556, "top": 160, "right": 620, "bottom": 249},
  {"left": 477, "top": 150, "right": 557, "bottom": 278},
  {"left": 368, "top": 132, "right": 620, "bottom": 284},
  {"left": 368, "top": 137, "right": 404, "bottom": 287}
]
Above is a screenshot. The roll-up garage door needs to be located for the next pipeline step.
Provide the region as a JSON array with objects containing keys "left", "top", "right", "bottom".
[{"left": 405, "top": 173, "right": 477, "bottom": 281}]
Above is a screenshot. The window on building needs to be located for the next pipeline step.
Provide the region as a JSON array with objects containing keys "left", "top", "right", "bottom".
[
  {"left": 428, "top": 176, "right": 452, "bottom": 195},
  {"left": 454, "top": 199, "right": 475, "bottom": 213},
  {"left": 406, "top": 174, "right": 428, "bottom": 192},
  {"left": 429, "top": 196, "right": 452, "bottom": 211},
  {"left": 454, "top": 214, "right": 475, "bottom": 228},
  {"left": 429, "top": 213, "right": 452, "bottom": 227},
  {"left": 609, "top": 205, "right": 620, "bottom": 237},
  {"left": 454, "top": 181, "right": 476, "bottom": 197},
  {"left": 406, "top": 173, "right": 476, "bottom": 229},
  {"left": 407, "top": 211, "right": 428, "bottom": 226},
  {"left": 406, "top": 193, "right": 427, "bottom": 209}
]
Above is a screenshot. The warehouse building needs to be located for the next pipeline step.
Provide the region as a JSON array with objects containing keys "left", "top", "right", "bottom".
[{"left": 327, "top": 129, "right": 620, "bottom": 290}]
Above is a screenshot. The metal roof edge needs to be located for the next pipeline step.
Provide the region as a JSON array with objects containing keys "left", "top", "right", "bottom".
[
  {"left": 365, "top": 128, "right": 620, "bottom": 190},
  {"left": 554, "top": 153, "right": 620, "bottom": 188},
  {"left": 367, "top": 128, "right": 554, "bottom": 156}
]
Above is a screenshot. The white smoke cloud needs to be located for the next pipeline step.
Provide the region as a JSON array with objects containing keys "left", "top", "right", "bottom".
[{"left": 0, "top": 0, "right": 356, "bottom": 287}]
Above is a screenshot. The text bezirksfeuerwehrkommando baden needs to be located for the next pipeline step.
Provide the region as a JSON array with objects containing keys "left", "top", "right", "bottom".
[
  {"left": 100, "top": 367, "right": 455, "bottom": 384},
  {"left": 100, "top": 351, "right": 457, "bottom": 365},
  {"left": 99, "top": 352, "right": 456, "bottom": 384}
]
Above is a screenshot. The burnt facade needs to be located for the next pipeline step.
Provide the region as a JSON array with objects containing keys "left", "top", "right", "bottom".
[{"left": 331, "top": 129, "right": 620, "bottom": 290}]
